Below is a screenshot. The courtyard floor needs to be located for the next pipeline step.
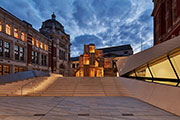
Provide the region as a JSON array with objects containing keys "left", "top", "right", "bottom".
[{"left": 0, "top": 96, "right": 179, "bottom": 120}]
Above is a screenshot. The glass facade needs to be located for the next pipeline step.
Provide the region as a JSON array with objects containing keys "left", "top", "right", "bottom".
[{"left": 126, "top": 48, "right": 180, "bottom": 86}]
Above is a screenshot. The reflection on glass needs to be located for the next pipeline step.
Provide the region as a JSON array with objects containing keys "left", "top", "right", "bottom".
[{"left": 150, "top": 58, "right": 177, "bottom": 79}]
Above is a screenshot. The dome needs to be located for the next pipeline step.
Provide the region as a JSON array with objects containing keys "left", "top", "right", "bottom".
[{"left": 41, "top": 13, "right": 64, "bottom": 32}]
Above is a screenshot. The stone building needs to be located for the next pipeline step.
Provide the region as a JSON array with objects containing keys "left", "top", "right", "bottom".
[
  {"left": 75, "top": 44, "right": 104, "bottom": 77},
  {"left": 152, "top": 0, "right": 180, "bottom": 45},
  {"left": 70, "top": 44, "right": 133, "bottom": 77},
  {"left": 40, "top": 13, "right": 71, "bottom": 76},
  {"left": 0, "top": 7, "right": 50, "bottom": 75},
  {"left": 0, "top": 7, "right": 70, "bottom": 76}
]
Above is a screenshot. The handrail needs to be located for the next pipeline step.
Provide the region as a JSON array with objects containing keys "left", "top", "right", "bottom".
[{"left": 20, "top": 77, "right": 46, "bottom": 96}]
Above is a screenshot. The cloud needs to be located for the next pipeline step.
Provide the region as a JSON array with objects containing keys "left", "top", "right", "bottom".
[{"left": 0, "top": 0, "right": 154, "bottom": 57}]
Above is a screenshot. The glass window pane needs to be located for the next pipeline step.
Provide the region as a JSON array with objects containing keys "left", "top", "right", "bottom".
[
  {"left": 6, "top": 24, "right": 11, "bottom": 35},
  {"left": 4, "top": 65, "right": 10, "bottom": 75},
  {"left": 171, "top": 51, "right": 180, "bottom": 77},
  {"left": 135, "top": 67, "right": 151, "bottom": 77},
  {"left": 150, "top": 58, "right": 177, "bottom": 79}
]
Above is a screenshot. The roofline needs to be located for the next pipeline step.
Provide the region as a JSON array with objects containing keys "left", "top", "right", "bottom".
[{"left": 0, "top": 6, "right": 50, "bottom": 41}]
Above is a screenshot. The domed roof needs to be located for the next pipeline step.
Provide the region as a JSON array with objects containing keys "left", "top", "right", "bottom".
[{"left": 41, "top": 13, "right": 64, "bottom": 31}]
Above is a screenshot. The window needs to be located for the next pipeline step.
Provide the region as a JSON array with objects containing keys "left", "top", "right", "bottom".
[
  {"left": 4, "top": 65, "right": 10, "bottom": 75},
  {"left": 32, "top": 51, "right": 39, "bottom": 64},
  {"left": 19, "top": 67, "right": 24, "bottom": 72},
  {"left": 89, "top": 45, "right": 95, "bottom": 53},
  {"left": 41, "top": 54, "right": 47, "bottom": 66},
  {"left": 0, "top": 21, "right": 2, "bottom": 32},
  {"left": 14, "top": 28, "right": 18, "bottom": 38},
  {"left": 14, "top": 45, "right": 24, "bottom": 61},
  {"left": 0, "top": 40, "right": 3, "bottom": 56},
  {"left": 4, "top": 41, "right": 10, "bottom": 58},
  {"left": 77, "top": 63, "right": 79, "bottom": 68},
  {"left": 21, "top": 32, "right": 25, "bottom": 41},
  {"left": 14, "top": 66, "right": 19, "bottom": 73},
  {"left": 0, "top": 64, "right": 2, "bottom": 75},
  {"left": 14, "top": 45, "right": 19, "bottom": 60},
  {"left": 6, "top": 24, "right": 11, "bottom": 35},
  {"left": 20, "top": 47, "right": 24, "bottom": 61},
  {"left": 36, "top": 40, "right": 40, "bottom": 47},
  {"left": 45, "top": 44, "right": 48, "bottom": 51},
  {"left": 72, "top": 64, "right": 75, "bottom": 68},
  {"left": 40, "top": 42, "right": 43, "bottom": 49},
  {"left": 32, "top": 38, "right": 35, "bottom": 46},
  {"left": 83, "top": 54, "right": 89, "bottom": 65}
]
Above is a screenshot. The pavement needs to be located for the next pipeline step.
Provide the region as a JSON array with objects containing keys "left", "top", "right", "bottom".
[{"left": 0, "top": 96, "right": 179, "bottom": 120}]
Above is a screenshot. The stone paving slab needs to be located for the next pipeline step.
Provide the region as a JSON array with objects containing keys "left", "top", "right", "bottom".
[{"left": 0, "top": 96, "right": 179, "bottom": 120}]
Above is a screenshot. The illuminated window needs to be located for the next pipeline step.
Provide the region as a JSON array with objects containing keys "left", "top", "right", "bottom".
[
  {"left": 32, "top": 38, "right": 35, "bottom": 46},
  {"left": 40, "top": 42, "right": 43, "bottom": 49},
  {"left": 36, "top": 40, "right": 40, "bottom": 47},
  {"left": 45, "top": 44, "right": 48, "bottom": 51},
  {"left": 14, "top": 66, "right": 19, "bottom": 73},
  {"left": 6, "top": 24, "right": 11, "bottom": 35},
  {"left": 21, "top": 32, "right": 25, "bottom": 41},
  {"left": 83, "top": 54, "right": 89, "bottom": 65},
  {"left": 0, "top": 64, "right": 2, "bottom": 75},
  {"left": 89, "top": 45, "right": 95, "bottom": 53},
  {"left": 19, "top": 67, "right": 24, "bottom": 72},
  {"left": 4, "top": 65, "right": 10, "bottom": 75},
  {"left": 0, "top": 21, "right": 2, "bottom": 32},
  {"left": 14, "top": 28, "right": 18, "bottom": 38}
]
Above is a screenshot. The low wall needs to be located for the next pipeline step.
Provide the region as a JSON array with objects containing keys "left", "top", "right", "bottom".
[
  {"left": 116, "top": 77, "right": 180, "bottom": 116},
  {"left": 0, "top": 70, "right": 50, "bottom": 84}
]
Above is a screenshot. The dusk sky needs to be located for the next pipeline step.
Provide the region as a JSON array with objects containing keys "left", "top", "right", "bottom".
[{"left": 0, "top": 0, "right": 154, "bottom": 57}]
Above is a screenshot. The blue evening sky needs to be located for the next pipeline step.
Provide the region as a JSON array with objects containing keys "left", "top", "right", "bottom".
[{"left": 0, "top": 0, "right": 154, "bottom": 57}]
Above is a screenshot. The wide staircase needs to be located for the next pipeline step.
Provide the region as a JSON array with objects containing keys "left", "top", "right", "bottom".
[{"left": 0, "top": 75, "right": 130, "bottom": 96}]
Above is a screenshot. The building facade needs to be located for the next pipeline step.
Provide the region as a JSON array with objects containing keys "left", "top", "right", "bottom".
[
  {"left": 40, "top": 13, "right": 71, "bottom": 76},
  {"left": 70, "top": 44, "right": 133, "bottom": 77},
  {"left": 152, "top": 0, "right": 180, "bottom": 45},
  {"left": 75, "top": 44, "right": 104, "bottom": 77},
  {"left": 0, "top": 7, "right": 50, "bottom": 75},
  {"left": 0, "top": 7, "right": 70, "bottom": 76}
]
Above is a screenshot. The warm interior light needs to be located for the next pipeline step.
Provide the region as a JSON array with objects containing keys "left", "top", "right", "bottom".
[
  {"left": 36, "top": 40, "right": 40, "bottom": 47},
  {"left": 32, "top": 38, "right": 35, "bottom": 46},
  {"left": 89, "top": 45, "right": 95, "bottom": 53},
  {"left": 21, "top": 32, "right": 25, "bottom": 41},
  {"left": 6, "top": 24, "right": 11, "bottom": 35},
  {"left": 14, "top": 28, "right": 18, "bottom": 38},
  {"left": 83, "top": 54, "right": 89, "bottom": 65},
  {"left": 40, "top": 42, "right": 43, "bottom": 49},
  {"left": 0, "top": 21, "right": 2, "bottom": 32},
  {"left": 45, "top": 44, "right": 48, "bottom": 51}
]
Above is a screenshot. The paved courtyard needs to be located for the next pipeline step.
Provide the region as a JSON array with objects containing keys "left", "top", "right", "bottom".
[{"left": 0, "top": 96, "right": 179, "bottom": 120}]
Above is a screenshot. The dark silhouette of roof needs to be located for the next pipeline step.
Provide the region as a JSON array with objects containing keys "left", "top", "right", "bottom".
[
  {"left": 98, "top": 44, "right": 132, "bottom": 53},
  {"left": 70, "top": 57, "right": 79, "bottom": 61}
]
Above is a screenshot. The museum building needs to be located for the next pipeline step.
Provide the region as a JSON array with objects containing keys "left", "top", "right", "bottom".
[{"left": 0, "top": 7, "right": 70, "bottom": 76}]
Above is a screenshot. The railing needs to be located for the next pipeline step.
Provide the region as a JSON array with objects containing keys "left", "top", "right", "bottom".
[{"left": 20, "top": 77, "right": 46, "bottom": 96}]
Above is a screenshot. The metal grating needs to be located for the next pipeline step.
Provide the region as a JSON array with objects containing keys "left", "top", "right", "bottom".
[
  {"left": 122, "top": 113, "right": 134, "bottom": 116},
  {"left": 78, "top": 113, "right": 90, "bottom": 116},
  {"left": 33, "top": 114, "right": 46, "bottom": 116}
]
